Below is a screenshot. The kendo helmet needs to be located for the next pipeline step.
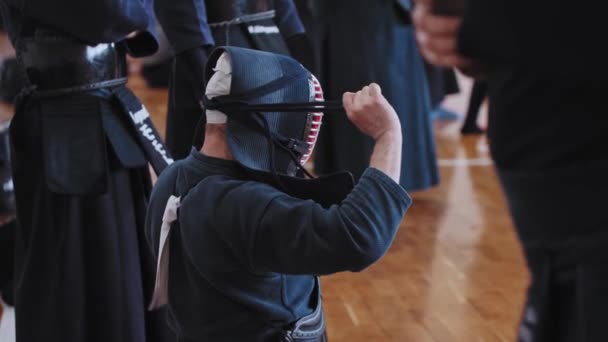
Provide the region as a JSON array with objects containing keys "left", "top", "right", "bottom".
[
  {"left": 202, "top": 47, "right": 354, "bottom": 206},
  {"left": 203, "top": 46, "right": 336, "bottom": 178}
]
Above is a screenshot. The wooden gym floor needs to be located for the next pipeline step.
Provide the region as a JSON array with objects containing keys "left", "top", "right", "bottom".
[{"left": 0, "top": 33, "right": 528, "bottom": 341}]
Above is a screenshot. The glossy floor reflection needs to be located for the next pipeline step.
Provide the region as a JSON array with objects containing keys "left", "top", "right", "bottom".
[{"left": 315, "top": 131, "right": 527, "bottom": 341}]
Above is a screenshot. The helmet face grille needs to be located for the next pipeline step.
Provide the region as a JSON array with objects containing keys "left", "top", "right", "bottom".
[
  {"left": 210, "top": 46, "right": 327, "bottom": 176},
  {"left": 301, "top": 75, "right": 324, "bottom": 164}
]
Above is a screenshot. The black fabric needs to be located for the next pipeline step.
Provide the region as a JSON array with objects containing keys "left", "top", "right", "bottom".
[
  {"left": 285, "top": 33, "right": 315, "bottom": 73},
  {"left": 174, "top": 46, "right": 210, "bottom": 101},
  {"left": 141, "top": 61, "right": 172, "bottom": 89},
  {"left": 146, "top": 151, "right": 411, "bottom": 341},
  {"left": 431, "top": 0, "right": 466, "bottom": 16},
  {"left": 165, "top": 47, "right": 210, "bottom": 160},
  {"left": 0, "top": 57, "right": 24, "bottom": 103},
  {"left": 498, "top": 163, "right": 608, "bottom": 342},
  {"left": 293, "top": 0, "right": 321, "bottom": 76},
  {"left": 0, "top": 220, "right": 14, "bottom": 293},
  {"left": 245, "top": 169, "right": 354, "bottom": 208},
  {"left": 19, "top": 35, "right": 129, "bottom": 92},
  {"left": 0, "top": 0, "right": 157, "bottom": 57},
  {"left": 461, "top": 80, "right": 486, "bottom": 134},
  {"left": 458, "top": 0, "right": 607, "bottom": 82},
  {"left": 483, "top": 67, "right": 604, "bottom": 170},
  {"left": 154, "top": 0, "right": 214, "bottom": 55},
  {"left": 458, "top": 2, "right": 608, "bottom": 340},
  {"left": 39, "top": 96, "right": 109, "bottom": 194},
  {"left": 155, "top": 0, "right": 303, "bottom": 55},
  {"left": 458, "top": 0, "right": 606, "bottom": 170},
  {"left": 9, "top": 91, "right": 172, "bottom": 342}
]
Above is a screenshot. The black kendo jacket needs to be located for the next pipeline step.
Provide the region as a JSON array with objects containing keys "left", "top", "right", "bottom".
[{"left": 146, "top": 150, "right": 412, "bottom": 341}]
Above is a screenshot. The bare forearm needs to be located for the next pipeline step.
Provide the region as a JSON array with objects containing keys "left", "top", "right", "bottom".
[
  {"left": 370, "top": 127, "right": 402, "bottom": 183},
  {"left": 343, "top": 83, "right": 403, "bottom": 183}
]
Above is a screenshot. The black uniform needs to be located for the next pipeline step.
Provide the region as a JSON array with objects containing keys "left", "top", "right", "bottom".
[
  {"left": 0, "top": 1, "right": 172, "bottom": 341},
  {"left": 458, "top": 1, "right": 607, "bottom": 341},
  {"left": 148, "top": 152, "right": 410, "bottom": 341},
  {"left": 155, "top": 0, "right": 308, "bottom": 159}
]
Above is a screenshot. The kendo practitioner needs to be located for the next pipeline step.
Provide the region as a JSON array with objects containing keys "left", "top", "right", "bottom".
[
  {"left": 145, "top": 47, "right": 411, "bottom": 341},
  {"left": 313, "top": 0, "right": 439, "bottom": 191},
  {"left": 0, "top": 1, "right": 173, "bottom": 341},
  {"left": 414, "top": 0, "right": 608, "bottom": 341},
  {"left": 155, "top": 0, "right": 313, "bottom": 160}
]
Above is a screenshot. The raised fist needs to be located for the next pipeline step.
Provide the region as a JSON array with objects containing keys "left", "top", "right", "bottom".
[{"left": 343, "top": 83, "right": 401, "bottom": 141}]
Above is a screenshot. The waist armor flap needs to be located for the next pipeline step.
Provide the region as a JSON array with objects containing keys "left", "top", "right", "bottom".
[{"left": 18, "top": 35, "right": 127, "bottom": 92}]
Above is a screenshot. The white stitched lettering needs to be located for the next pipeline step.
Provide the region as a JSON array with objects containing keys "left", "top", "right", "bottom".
[{"left": 129, "top": 107, "right": 150, "bottom": 125}]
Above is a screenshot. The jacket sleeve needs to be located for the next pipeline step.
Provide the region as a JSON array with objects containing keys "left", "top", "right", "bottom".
[
  {"left": 3, "top": 0, "right": 154, "bottom": 49},
  {"left": 154, "top": 0, "right": 214, "bottom": 54},
  {"left": 182, "top": 168, "right": 411, "bottom": 275}
]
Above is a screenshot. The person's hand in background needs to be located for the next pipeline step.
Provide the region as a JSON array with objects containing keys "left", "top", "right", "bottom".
[{"left": 412, "top": 0, "right": 471, "bottom": 69}]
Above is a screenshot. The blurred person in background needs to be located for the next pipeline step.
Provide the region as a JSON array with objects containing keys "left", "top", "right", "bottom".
[
  {"left": 0, "top": 1, "right": 173, "bottom": 341},
  {"left": 313, "top": 0, "right": 439, "bottom": 191},
  {"left": 414, "top": 0, "right": 608, "bottom": 340}
]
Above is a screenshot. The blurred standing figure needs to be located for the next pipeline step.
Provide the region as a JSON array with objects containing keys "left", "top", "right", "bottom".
[
  {"left": 314, "top": 0, "right": 439, "bottom": 191},
  {"left": 0, "top": 1, "right": 173, "bottom": 341},
  {"left": 414, "top": 0, "right": 608, "bottom": 340},
  {"left": 157, "top": 0, "right": 313, "bottom": 160}
]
